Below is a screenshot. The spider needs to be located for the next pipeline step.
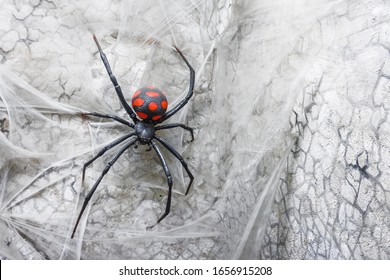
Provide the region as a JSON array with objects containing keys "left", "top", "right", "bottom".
[{"left": 71, "top": 35, "right": 195, "bottom": 238}]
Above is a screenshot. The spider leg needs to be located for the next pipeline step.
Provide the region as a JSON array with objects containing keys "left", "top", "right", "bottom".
[
  {"left": 150, "top": 140, "right": 173, "bottom": 224},
  {"left": 154, "top": 136, "right": 194, "bottom": 195},
  {"left": 155, "top": 123, "right": 194, "bottom": 142},
  {"left": 93, "top": 34, "right": 139, "bottom": 124},
  {"left": 71, "top": 138, "right": 138, "bottom": 239},
  {"left": 155, "top": 47, "right": 195, "bottom": 124},
  {"left": 82, "top": 132, "right": 136, "bottom": 183},
  {"left": 82, "top": 112, "right": 134, "bottom": 128}
]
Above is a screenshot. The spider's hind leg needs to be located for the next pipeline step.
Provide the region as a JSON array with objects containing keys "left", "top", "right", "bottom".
[
  {"left": 150, "top": 140, "right": 173, "bottom": 225},
  {"left": 72, "top": 138, "right": 138, "bottom": 239},
  {"left": 155, "top": 123, "right": 194, "bottom": 142},
  {"left": 154, "top": 136, "right": 194, "bottom": 195},
  {"left": 82, "top": 132, "right": 135, "bottom": 183}
]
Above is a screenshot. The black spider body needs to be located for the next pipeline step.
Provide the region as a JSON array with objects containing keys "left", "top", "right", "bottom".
[
  {"left": 132, "top": 86, "right": 168, "bottom": 121},
  {"left": 71, "top": 35, "right": 195, "bottom": 238},
  {"left": 134, "top": 121, "right": 155, "bottom": 144}
]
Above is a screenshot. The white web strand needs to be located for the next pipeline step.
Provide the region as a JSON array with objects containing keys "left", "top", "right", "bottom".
[{"left": 2, "top": 0, "right": 381, "bottom": 260}]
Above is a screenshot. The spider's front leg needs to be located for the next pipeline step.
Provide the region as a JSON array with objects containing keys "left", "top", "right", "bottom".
[
  {"left": 154, "top": 46, "right": 195, "bottom": 124},
  {"left": 93, "top": 34, "right": 139, "bottom": 124},
  {"left": 81, "top": 112, "right": 134, "bottom": 128}
]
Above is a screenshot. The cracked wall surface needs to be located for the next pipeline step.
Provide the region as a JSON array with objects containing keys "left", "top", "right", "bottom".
[
  {"left": 260, "top": 0, "right": 390, "bottom": 259},
  {"left": 0, "top": 0, "right": 389, "bottom": 259}
]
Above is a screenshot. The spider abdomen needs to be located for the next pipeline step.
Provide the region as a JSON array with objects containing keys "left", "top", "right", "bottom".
[{"left": 132, "top": 86, "right": 168, "bottom": 121}]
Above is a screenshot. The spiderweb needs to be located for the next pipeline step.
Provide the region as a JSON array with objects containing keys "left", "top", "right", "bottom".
[{"left": 1, "top": 0, "right": 389, "bottom": 260}]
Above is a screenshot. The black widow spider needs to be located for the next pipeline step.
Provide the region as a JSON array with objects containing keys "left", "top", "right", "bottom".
[{"left": 71, "top": 35, "right": 195, "bottom": 238}]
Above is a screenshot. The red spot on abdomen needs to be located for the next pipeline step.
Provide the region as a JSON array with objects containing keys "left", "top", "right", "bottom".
[
  {"left": 161, "top": 100, "right": 168, "bottom": 109},
  {"left": 137, "top": 112, "right": 148, "bottom": 119},
  {"left": 152, "top": 115, "right": 162, "bottom": 121},
  {"left": 133, "top": 90, "right": 141, "bottom": 98},
  {"left": 133, "top": 98, "right": 144, "bottom": 107},
  {"left": 146, "top": 91, "right": 160, "bottom": 97},
  {"left": 148, "top": 102, "right": 158, "bottom": 111}
]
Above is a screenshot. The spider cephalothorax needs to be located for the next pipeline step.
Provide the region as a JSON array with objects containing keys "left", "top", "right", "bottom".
[
  {"left": 71, "top": 35, "right": 195, "bottom": 238},
  {"left": 134, "top": 120, "right": 155, "bottom": 144}
]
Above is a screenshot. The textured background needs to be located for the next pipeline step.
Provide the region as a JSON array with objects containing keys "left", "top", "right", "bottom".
[{"left": 0, "top": 0, "right": 389, "bottom": 259}]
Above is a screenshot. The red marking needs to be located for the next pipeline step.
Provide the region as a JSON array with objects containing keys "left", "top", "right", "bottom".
[
  {"left": 152, "top": 115, "right": 162, "bottom": 121},
  {"left": 133, "top": 89, "right": 141, "bottom": 98},
  {"left": 146, "top": 91, "right": 160, "bottom": 97},
  {"left": 161, "top": 100, "right": 168, "bottom": 109},
  {"left": 137, "top": 112, "right": 148, "bottom": 119},
  {"left": 148, "top": 102, "right": 158, "bottom": 111},
  {"left": 133, "top": 98, "right": 144, "bottom": 107},
  {"left": 147, "top": 86, "right": 156, "bottom": 89}
]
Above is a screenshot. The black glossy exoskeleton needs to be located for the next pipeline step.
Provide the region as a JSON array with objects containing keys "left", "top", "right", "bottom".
[{"left": 71, "top": 35, "right": 195, "bottom": 238}]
